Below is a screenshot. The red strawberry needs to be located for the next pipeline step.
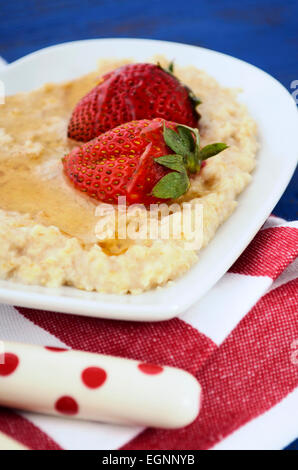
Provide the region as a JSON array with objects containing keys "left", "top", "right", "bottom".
[
  {"left": 68, "top": 63, "right": 201, "bottom": 142},
  {"left": 63, "top": 118, "right": 227, "bottom": 206}
]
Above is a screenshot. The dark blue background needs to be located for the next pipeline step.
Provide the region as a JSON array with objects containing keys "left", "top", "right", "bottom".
[{"left": 0, "top": 0, "right": 297, "bottom": 449}]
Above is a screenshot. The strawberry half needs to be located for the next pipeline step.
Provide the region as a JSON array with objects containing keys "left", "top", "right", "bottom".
[
  {"left": 63, "top": 118, "right": 227, "bottom": 206},
  {"left": 68, "top": 63, "right": 201, "bottom": 142}
]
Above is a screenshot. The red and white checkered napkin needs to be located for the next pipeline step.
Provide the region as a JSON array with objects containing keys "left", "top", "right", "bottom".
[{"left": 0, "top": 215, "right": 297, "bottom": 450}]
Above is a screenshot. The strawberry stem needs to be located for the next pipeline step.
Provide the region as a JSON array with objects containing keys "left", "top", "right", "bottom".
[{"left": 152, "top": 122, "right": 229, "bottom": 200}]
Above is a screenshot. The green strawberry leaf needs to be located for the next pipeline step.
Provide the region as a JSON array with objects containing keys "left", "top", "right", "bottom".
[
  {"left": 167, "top": 61, "right": 174, "bottom": 74},
  {"left": 154, "top": 154, "right": 186, "bottom": 173},
  {"left": 156, "top": 125, "right": 228, "bottom": 200},
  {"left": 177, "top": 125, "right": 196, "bottom": 153},
  {"left": 163, "top": 123, "right": 192, "bottom": 157},
  {"left": 199, "top": 143, "right": 229, "bottom": 161},
  {"left": 152, "top": 171, "right": 190, "bottom": 199},
  {"left": 157, "top": 61, "right": 174, "bottom": 76},
  {"left": 176, "top": 124, "right": 200, "bottom": 174},
  {"left": 188, "top": 88, "right": 202, "bottom": 106}
]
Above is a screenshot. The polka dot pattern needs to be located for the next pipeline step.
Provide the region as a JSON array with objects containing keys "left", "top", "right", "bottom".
[
  {"left": 81, "top": 367, "right": 107, "bottom": 389},
  {"left": 0, "top": 343, "right": 175, "bottom": 430},
  {"left": 55, "top": 396, "right": 79, "bottom": 415},
  {"left": 138, "top": 363, "right": 164, "bottom": 375},
  {"left": 0, "top": 353, "right": 19, "bottom": 376},
  {"left": 45, "top": 346, "right": 68, "bottom": 352}
]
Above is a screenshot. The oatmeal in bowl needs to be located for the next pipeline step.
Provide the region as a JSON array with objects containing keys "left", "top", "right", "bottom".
[{"left": 0, "top": 56, "right": 257, "bottom": 294}]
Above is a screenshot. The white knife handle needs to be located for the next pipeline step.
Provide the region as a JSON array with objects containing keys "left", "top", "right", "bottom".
[{"left": 0, "top": 341, "right": 201, "bottom": 429}]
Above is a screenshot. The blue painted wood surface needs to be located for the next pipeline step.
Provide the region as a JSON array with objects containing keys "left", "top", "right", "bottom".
[{"left": 0, "top": 0, "right": 297, "bottom": 449}]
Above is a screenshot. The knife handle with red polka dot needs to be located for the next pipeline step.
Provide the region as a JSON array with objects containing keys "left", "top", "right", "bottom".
[{"left": 0, "top": 341, "right": 201, "bottom": 429}]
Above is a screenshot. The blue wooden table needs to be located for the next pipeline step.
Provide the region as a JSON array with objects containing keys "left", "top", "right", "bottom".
[{"left": 0, "top": 0, "right": 297, "bottom": 449}]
